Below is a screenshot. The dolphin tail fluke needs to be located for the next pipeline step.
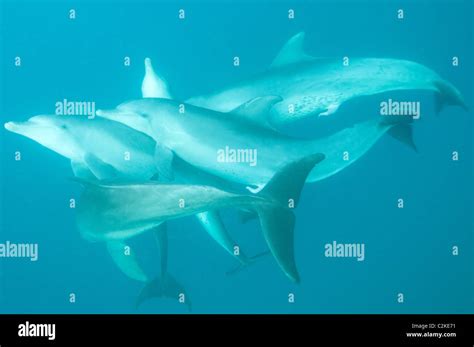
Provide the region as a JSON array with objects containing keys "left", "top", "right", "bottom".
[
  {"left": 136, "top": 273, "right": 191, "bottom": 311},
  {"left": 136, "top": 224, "right": 191, "bottom": 311},
  {"left": 387, "top": 123, "right": 418, "bottom": 153},
  {"left": 256, "top": 154, "right": 325, "bottom": 282},
  {"left": 434, "top": 79, "right": 468, "bottom": 114}
]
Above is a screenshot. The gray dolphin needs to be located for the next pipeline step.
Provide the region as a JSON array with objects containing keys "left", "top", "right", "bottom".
[
  {"left": 4, "top": 115, "right": 260, "bottom": 264},
  {"left": 76, "top": 154, "right": 325, "bottom": 282},
  {"left": 100, "top": 98, "right": 394, "bottom": 190},
  {"left": 142, "top": 33, "right": 467, "bottom": 127},
  {"left": 3, "top": 115, "right": 256, "bottom": 308},
  {"left": 191, "top": 32, "right": 467, "bottom": 125},
  {"left": 4, "top": 115, "right": 191, "bottom": 308}
]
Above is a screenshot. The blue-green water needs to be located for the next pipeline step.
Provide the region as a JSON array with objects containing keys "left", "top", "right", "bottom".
[{"left": 0, "top": 0, "right": 472, "bottom": 313}]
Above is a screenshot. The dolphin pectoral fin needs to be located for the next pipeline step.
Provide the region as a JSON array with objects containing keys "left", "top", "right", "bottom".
[
  {"left": 319, "top": 103, "right": 341, "bottom": 117},
  {"left": 83, "top": 153, "right": 119, "bottom": 180},
  {"left": 71, "top": 160, "right": 97, "bottom": 180},
  {"left": 106, "top": 241, "right": 149, "bottom": 282},
  {"left": 195, "top": 211, "right": 250, "bottom": 264},
  {"left": 141, "top": 57, "right": 172, "bottom": 99},
  {"left": 230, "top": 96, "right": 283, "bottom": 129},
  {"left": 136, "top": 273, "right": 191, "bottom": 311},
  {"left": 154, "top": 143, "right": 174, "bottom": 181},
  {"left": 270, "top": 32, "right": 314, "bottom": 69},
  {"left": 226, "top": 250, "right": 271, "bottom": 276},
  {"left": 387, "top": 124, "right": 418, "bottom": 152}
]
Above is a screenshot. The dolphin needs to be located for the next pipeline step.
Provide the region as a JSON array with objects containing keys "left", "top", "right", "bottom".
[
  {"left": 99, "top": 97, "right": 395, "bottom": 190},
  {"left": 4, "top": 115, "right": 159, "bottom": 181},
  {"left": 3, "top": 115, "right": 191, "bottom": 308},
  {"left": 142, "top": 33, "right": 467, "bottom": 127},
  {"left": 3, "top": 115, "right": 256, "bottom": 262},
  {"left": 3, "top": 114, "right": 257, "bottom": 308},
  {"left": 76, "top": 154, "right": 325, "bottom": 282}
]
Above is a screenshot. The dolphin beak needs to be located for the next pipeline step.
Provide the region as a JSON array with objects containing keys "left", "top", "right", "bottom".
[{"left": 4, "top": 121, "right": 17, "bottom": 132}]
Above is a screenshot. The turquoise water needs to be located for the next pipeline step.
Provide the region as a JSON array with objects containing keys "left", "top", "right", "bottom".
[{"left": 0, "top": 0, "right": 472, "bottom": 313}]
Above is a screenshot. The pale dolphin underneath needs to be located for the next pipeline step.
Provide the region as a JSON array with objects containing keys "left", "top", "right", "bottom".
[
  {"left": 76, "top": 154, "right": 325, "bottom": 282},
  {"left": 3, "top": 115, "right": 255, "bottom": 265},
  {"left": 3, "top": 115, "right": 192, "bottom": 308}
]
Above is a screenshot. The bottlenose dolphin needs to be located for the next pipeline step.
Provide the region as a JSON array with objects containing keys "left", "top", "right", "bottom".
[
  {"left": 76, "top": 154, "right": 325, "bottom": 282},
  {"left": 4, "top": 115, "right": 158, "bottom": 181},
  {"left": 3, "top": 115, "right": 255, "bottom": 308},
  {"left": 3, "top": 115, "right": 256, "bottom": 264},
  {"left": 3, "top": 115, "right": 192, "bottom": 307},
  {"left": 99, "top": 98, "right": 395, "bottom": 190},
  {"left": 142, "top": 33, "right": 467, "bottom": 127}
]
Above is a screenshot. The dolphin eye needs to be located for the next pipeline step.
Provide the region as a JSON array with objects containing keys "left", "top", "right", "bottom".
[{"left": 61, "top": 124, "right": 68, "bottom": 130}]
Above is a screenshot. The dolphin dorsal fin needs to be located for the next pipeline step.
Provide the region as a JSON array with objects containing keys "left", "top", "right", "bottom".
[
  {"left": 141, "top": 58, "right": 172, "bottom": 99},
  {"left": 230, "top": 96, "right": 282, "bottom": 129},
  {"left": 270, "top": 32, "right": 313, "bottom": 69},
  {"left": 260, "top": 153, "right": 325, "bottom": 206}
]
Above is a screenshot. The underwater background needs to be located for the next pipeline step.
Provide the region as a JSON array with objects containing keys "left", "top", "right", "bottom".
[{"left": 0, "top": 0, "right": 472, "bottom": 313}]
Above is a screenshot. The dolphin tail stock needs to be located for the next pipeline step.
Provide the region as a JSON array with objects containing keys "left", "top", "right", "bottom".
[
  {"left": 136, "top": 224, "right": 192, "bottom": 311},
  {"left": 433, "top": 79, "right": 468, "bottom": 114},
  {"left": 303, "top": 118, "right": 402, "bottom": 183},
  {"left": 253, "top": 153, "right": 326, "bottom": 282}
]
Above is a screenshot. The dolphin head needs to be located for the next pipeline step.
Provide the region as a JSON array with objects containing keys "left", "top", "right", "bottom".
[
  {"left": 97, "top": 103, "right": 155, "bottom": 138},
  {"left": 100, "top": 99, "right": 180, "bottom": 142},
  {"left": 4, "top": 115, "right": 81, "bottom": 160}
]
